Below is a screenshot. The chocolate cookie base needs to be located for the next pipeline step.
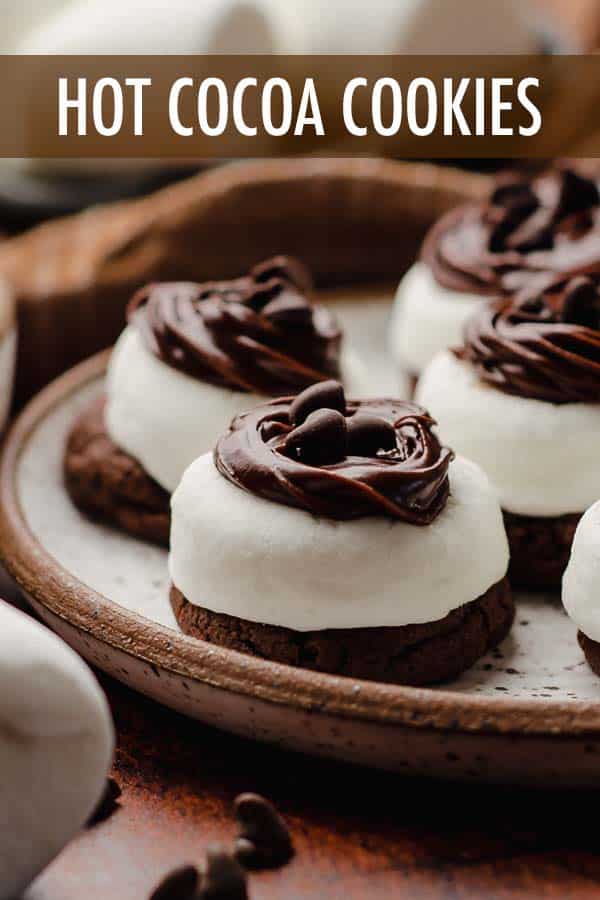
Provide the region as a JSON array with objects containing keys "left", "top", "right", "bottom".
[
  {"left": 578, "top": 632, "right": 600, "bottom": 678},
  {"left": 170, "top": 578, "right": 513, "bottom": 686},
  {"left": 64, "top": 396, "right": 170, "bottom": 546},
  {"left": 503, "top": 510, "right": 581, "bottom": 592}
]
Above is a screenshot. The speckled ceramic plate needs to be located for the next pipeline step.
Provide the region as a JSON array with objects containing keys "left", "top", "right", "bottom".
[{"left": 3, "top": 292, "right": 600, "bottom": 785}]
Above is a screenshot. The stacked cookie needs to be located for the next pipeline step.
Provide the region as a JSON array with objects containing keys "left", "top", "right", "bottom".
[{"left": 169, "top": 381, "right": 511, "bottom": 685}]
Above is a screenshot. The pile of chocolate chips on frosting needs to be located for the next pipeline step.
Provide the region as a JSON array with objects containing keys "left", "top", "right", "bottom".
[
  {"left": 216, "top": 378, "right": 451, "bottom": 523},
  {"left": 280, "top": 380, "right": 398, "bottom": 466}
]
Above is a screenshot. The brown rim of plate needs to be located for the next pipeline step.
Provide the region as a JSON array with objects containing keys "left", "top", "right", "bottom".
[{"left": 1, "top": 350, "right": 599, "bottom": 739}]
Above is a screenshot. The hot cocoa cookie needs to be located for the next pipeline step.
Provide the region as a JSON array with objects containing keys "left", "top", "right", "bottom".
[
  {"left": 64, "top": 256, "right": 373, "bottom": 544},
  {"left": 417, "top": 272, "right": 600, "bottom": 591},
  {"left": 390, "top": 165, "right": 600, "bottom": 379},
  {"left": 64, "top": 396, "right": 170, "bottom": 546},
  {"left": 168, "top": 381, "right": 512, "bottom": 685}
]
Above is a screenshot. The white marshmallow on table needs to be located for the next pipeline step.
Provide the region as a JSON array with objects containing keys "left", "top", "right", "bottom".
[
  {"left": 169, "top": 453, "right": 509, "bottom": 631},
  {"left": 563, "top": 501, "right": 600, "bottom": 643},
  {"left": 416, "top": 351, "right": 600, "bottom": 517},
  {"left": 0, "top": 601, "right": 114, "bottom": 899},
  {"left": 105, "top": 324, "right": 378, "bottom": 494},
  {"left": 388, "top": 262, "right": 485, "bottom": 377}
]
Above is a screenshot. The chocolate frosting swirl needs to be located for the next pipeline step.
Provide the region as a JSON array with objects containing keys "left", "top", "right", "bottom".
[
  {"left": 457, "top": 274, "right": 600, "bottom": 404},
  {"left": 127, "top": 256, "right": 342, "bottom": 394},
  {"left": 422, "top": 167, "right": 600, "bottom": 296},
  {"left": 215, "top": 385, "right": 453, "bottom": 523}
]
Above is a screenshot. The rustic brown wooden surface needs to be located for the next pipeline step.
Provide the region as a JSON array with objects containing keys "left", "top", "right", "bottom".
[{"left": 21, "top": 672, "right": 600, "bottom": 900}]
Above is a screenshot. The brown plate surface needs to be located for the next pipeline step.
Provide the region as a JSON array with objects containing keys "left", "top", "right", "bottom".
[{"left": 3, "top": 340, "right": 600, "bottom": 786}]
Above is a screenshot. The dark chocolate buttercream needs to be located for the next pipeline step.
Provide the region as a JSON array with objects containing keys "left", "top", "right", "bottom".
[
  {"left": 457, "top": 274, "right": 600, "bottom": 404},
  {"left": 127, "top": 256, "right": 341, "bottom": 394},
  {"left": 422, "top": 167, "right": 600, "bottom": 296},
  {"left": 214, "top": 384, "right": 453, "bottom": 523}
]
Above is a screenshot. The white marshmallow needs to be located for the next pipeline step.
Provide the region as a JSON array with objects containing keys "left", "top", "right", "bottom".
[
  {"left": 169, "top": 453, "right": 508, "bottom": 631},
  {"left": 563, "top": 502, "right": 600, "bottom": 642},
  {"left": 416, "top": 351, "right": 600, "bottom": 517},
  {"left": 105, "top": 325, "right": 376, "bottom": 494},
  {"left": 388, "top": 262, "right": 485, "bottom": 376},
  {"left": 0, "top": 602, "right": 114, "bottom": 899}
]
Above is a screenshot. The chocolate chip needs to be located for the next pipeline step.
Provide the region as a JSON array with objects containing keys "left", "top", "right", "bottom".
[
  {"left": 346, "top": 414, "right": 397, "bottom": 457},
  {"left": 86, "top": 777, "right": 121, "bottom": 827},
  {"left": 283, "top": 409, "right": 347, "bottom": 465},
  {"left": 251, "top": 255, "right": 312, "bottom": 292},
  {"left": 200, "top": 845, "right": 248, "bottom": 900},
  {"left": 562, "top": 276, "right": 600, "bottom": 328},
  {"left": 233, "top": 793, "right": 294, "bottom": 871},
  {"left": 289, "top": 380, "right": 346, "bottom": 425},
  {"left": 261, "top": 288, "right": 313, "bottom": 325},
  {"left": 149, "top": 865, "right": 199, "bottom": 900}
]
